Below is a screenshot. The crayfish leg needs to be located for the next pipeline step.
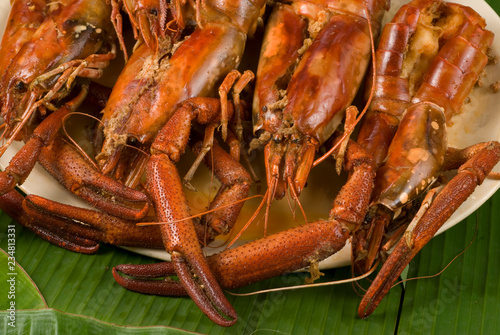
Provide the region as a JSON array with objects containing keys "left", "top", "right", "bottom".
[
  {"left": 147, "top": 153, "right": 238, "bottom": 326},
  {"left": 182, "top": 123, "right": 216, "bottom": 191},
  {"left": 359, "top": 141, "right": 500, "bottom": 318},
  {"left": 38, "top": 136, "right": 151, "bottom": 221},
  {"left": 191, "top": 140, "right": 252, "bottom": 243}
]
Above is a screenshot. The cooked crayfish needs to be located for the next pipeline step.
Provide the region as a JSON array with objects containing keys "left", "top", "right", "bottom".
[
  {"left": 245, "top": 0, "right": 387, "bottom": 235},
  {"left": 352, "top": 0, "right": 500, "bottom": 317},
  {"left": 20, "top": 0, "right": 266, "bottom": 326},
  {"left": 0, "top": 0, "right": 158, "bottom": 247},
  {"left": 0, "top": 0, "right": 116, "bottom": 152},
  {"left": 113, "top": 0, "right": 500, "bottom": 325},
  {"left": 110, "top": 0, "right": 171, "bottom": 59},
  {"left": 112, "top": 0, "right": 389, "bottom": 319},
  {"left": 0, "top": 0, "right": 121, "bottom": 210},
  {"left": 3, "top": 0, "right": 500, "bottom": 328}
]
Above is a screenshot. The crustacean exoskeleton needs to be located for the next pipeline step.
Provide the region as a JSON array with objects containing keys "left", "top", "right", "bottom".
[
  {"left": 112, "top": 0, "right": 500, "bottom": 325},
  {"left": 0, "top": 0, "right": 155, "bottom": 221},
  {"left": 0, "top": 0, "right": 117, "bottom": 153},
  {"left": 140, "top": 93, "right": 253, "bottom": 325},
  {"left": 12, "top": 0, "right": 266, "bottom": 325},
  {"left": 350, "top": 0, "right": 500, "bottom": 317},
  {"left": 0, "top": 188, "right": 163, "bottom": 253},
  {"left": 353, "top": 0, "right": 493, "bottom": 272},
  {"left": 24, "top": 85, "right": 255, "bottom": 323},
  {"left": 0, "top": 83, "right": 154, "bottom": 250},
  {"left": 110, "top": 0, "right": 389, "bottom": 320},
  {"left": 113, "top": 135, "right": 375, "bottom": 288},
  {"left": 96, "top": 0, "right": 267, "bottom": 322},
  {"left": 96, "top": 0, "right": 262, "bottom": 186},
  {"left": 241, "top": 0, "right": 388, "bottom": 235}
]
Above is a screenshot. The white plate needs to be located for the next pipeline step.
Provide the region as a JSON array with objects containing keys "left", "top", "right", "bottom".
[{"left": 0, "top": 0, "right": 499, "bottom": 269}]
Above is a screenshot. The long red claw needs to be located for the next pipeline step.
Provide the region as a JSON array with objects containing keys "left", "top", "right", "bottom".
[
  {"left": 23, "top": 194, "right": 164, "bottom": 249},
  {"left": 28, "top": 224, "right": 101, "bottom": 254},
  {"left": 358, "top": 238, "right": 415, "bottom": 318},
  {"left": 359, "top": 142, "right": 500, "bottom": 318},
  {"left": 39, "top": 137, "right": 150, "bottom": 220},
  {"left": 147, "top": 154, "right": 237, "bottom": 326},
  {"left": 0, "top": 190, "right": 100, "bottom": 253},
  {"left": 173, "top": 253, "right": 238, "bottom": 326},
  {"left": 113, "top": 263, "right": 187, "bottom": 296}
]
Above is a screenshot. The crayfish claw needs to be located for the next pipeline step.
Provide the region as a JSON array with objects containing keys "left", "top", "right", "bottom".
[
  {"left": 114, "top": 259, "right": 239, "bottom": 326},
  {"left": 113, "top": 263, "right": 187, "bottom": 296},
  {"left": 172, "top": 252, "right": 238, "bottom": 327},
  {"left": 0, "top": 190, "right": 101, "bottom": 254},
  {"left": 358, "top": 238, "right": 415, "bottom": 318},
  {"left": 39, "top": 137, "right": 151, "bottom": 221},
  {"left": 23, "top": 194, "right": 163, "bottom": 250},
  {"left": 147, "top": 154, "right": 238, "bottom": 326},
  {"left": 28, "top": 224, "right": 101, "bottom": 254},
  {"left": 360, "top": 142, "right": 500, "bottom": 317}
]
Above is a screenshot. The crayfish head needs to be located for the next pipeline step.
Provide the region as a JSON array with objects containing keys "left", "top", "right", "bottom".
[
  {"left": 263, "top": 130, "right": 317, "bottom": 202},
  {"left": 126, "top": 0, "right": 171, "bottom": 49},
  {"left": 0, "top": 75, "right": 38, "bottom": 141},
  {"left": 0, "top": 36, "right": 63, "bottom": 135}
]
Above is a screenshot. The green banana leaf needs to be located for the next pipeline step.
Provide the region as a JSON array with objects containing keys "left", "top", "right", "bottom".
[
  {"left": 0, "top": 210, "right": 402, "bottom": 334},
  {"left": 3, "top": 193, "right": 499, "bottom": 334},
  {"left": 2, "top": 0, "right": 500, "bottom": 334}
]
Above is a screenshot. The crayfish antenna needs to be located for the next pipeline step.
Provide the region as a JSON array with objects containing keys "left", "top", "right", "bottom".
[
  {"left": 226, "top": 177, "right": 275, "bottom": 248},
  {"left": 0, "top": 91, "right": 37, "bottom": 156},
  {"left": 287, "top": 177, "right": 308, "bottom": 224}
]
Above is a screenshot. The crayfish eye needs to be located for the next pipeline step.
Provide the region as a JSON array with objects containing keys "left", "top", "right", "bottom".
[
  {"left": 15, "top": 81, "right": 25, "bottom": 91},
  {"left": 273, "top": 136, "right": 282, "bottom": 144},
  {"left": 128, "top": 137, "right": 139, "bottom": 146},
  {"left": 149, "top": 8, "right": 158, "bottom": 16},
  {"left": 291, "top": 133, "right": 301, "bottom": 144}
]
